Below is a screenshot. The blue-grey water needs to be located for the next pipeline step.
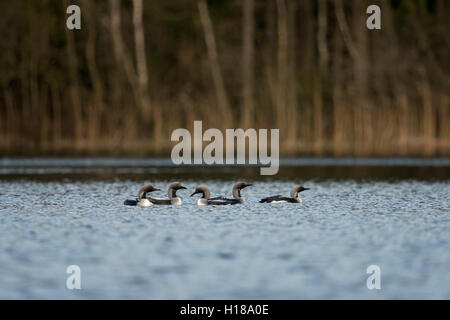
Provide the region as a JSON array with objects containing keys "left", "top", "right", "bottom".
[{"left": 0, "top": 158, "right": 449, "bottom": 299}]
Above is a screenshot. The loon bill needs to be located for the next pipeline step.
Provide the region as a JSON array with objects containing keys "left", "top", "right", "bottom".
[
  {"left": 259, "top": 185, "right": 309, "bottom": 203},
  {"left": 124, "top": 184, "right": 160, "bottom": 207},
  {"left": 148, "top": 181, "right": 187, "bottom": 205}
]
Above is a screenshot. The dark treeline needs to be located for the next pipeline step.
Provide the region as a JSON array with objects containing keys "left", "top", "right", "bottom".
[{"left": 0, "top": 0, "right": 449, "bottom": 156}]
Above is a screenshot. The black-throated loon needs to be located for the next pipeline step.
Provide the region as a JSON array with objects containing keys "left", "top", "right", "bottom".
[
  {"left": 190, "top": 185, "right": 239, "bottom": 206},
  {"left": 209, "top": 181, "right": 252, "bottom": 204},
  {"left": 124, "top": 184, "right": 160, "bottom": 207},
  {"left": 259, "top": 185, "right": 309, "bottom": 203},
  {"left": 148, "top": 181, "right": 187, "bottom": 205}
]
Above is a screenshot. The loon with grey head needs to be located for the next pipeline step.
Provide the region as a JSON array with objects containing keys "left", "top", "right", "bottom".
[
  {"left": 148, "top": 181, "right": 187, "bottom": 205},
  {"left": 259, "top": 185, "right": 309, "bottom": 203},
  {"left": 209, "top": 181, "right": 252, "bottom": 204},
  {"left": 124, "top": 184, "right": 160, "bottom": 207},
  {"left": 191, "top": 185, "right": 239, "bottom": 205}
]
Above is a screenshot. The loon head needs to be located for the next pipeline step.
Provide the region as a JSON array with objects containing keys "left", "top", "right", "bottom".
[
  {"left": 232, "top": 181, "right": 253, "bottom": 199},
  {"left": 138, "top": 184, "right": 160, "bottom": 199},
  {"left": 168, "top": 181, "right": 187, "bottom": 198},
  {"left": 290, "top": 185, "right": 309, "bottom": 198},
  {"left": 190, "top": 185, "right": 211, "bottom": 200}
]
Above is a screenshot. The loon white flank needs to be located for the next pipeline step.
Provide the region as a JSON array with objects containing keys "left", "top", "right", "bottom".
[
  {"left": 259, "top": 185, "right": 309, "bottom": 203},
  {"left": 124, "top": 184, "right": 160, "bottom": 207}
]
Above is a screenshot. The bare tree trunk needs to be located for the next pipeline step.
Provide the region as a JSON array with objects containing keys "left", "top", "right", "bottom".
[
  {"left": 397, "top": 91, "right": 409, "bottom": 155},
  {"left": 19, "top": 50, "right": 30, "bottom": 124},
  {"left": 332, "top": 22, "right": 345, "bottom": 155},
  {"left": 83, "top": 0, "right": 103, "bottom": 144},
  {"left": 133, "top": 0, "right": 149, "bottom": 96},
  {"left": 198, "top": 0, "right": 231, "bottom": 127},
  {"left": 4, "top": 91, "right": 15, "bottom": 150},
  {"left": 241, "top": 0, "right": 254, "bottom": 128},
  {"left": 275, "top": 0, "right": 288, "bottom": 135},
  {"left": 315, "top": 0, "right": 328, "bottom": 154},
  {"left": 264, "top": 0, "right": 276, "bottom": 127},
  {"left": 384, "top": 3, "right": 408, "bottom": 155},
  {"left": 50, "top": 81, "right": 62, "bottom": 147},
  {"left": 437, "top": 0, "right": 450, "bottom": 49},
  {"left": 317, "top": 0, "right": 329, "bottom": 75},
  {"left": 410, "top": 14, "right": 450, "bottom": 89},
  {"left": 286, "top": 0, "right": 297, "bottom": 146},
  {"left": 40, "top": 84, "right": 50, "bottom": 149},
  {"left": 439, "top": 94, "right": 449, "bottom": 143},
  {"left": 109, "top": 0, "right": 141, "bottom": 115},
  {"left": 297, "top": 0, "right": 314, "bottom": 145},
  {"left": 298, "top": 0, "right": 314, "bottom": 73},
  {"left": 132, "top": 0, "right": 162, "bottom": 146},
  {"left": 64, "top": 0, "right": 83, "bottom": 146},
  {"left": 334, "top": 0, "right": 359, "bottom": 61},
  {"left": 420, "top": 77, "right": 436, "bottom": 156},
  {"left": 352, "top": 0, "right": 371, "bottom": 155},
  {"left": 335, "top": 0, "right": 369, "bottom": 154},
  {"left": 352, "top": 0, "right": 369, "bottom": 97}
]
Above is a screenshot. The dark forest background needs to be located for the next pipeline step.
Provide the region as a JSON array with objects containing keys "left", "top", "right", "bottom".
[{"left": 0, "top": 0, "right": 449, "bottom": 156}]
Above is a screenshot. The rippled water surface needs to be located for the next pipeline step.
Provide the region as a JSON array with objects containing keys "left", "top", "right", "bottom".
[{"left": 0, "top": 158, "right": 449, "bottom": 299}]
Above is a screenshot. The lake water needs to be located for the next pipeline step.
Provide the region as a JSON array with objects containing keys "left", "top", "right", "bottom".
[{"left": 0, "top": 158, "right": 449, "bottom": 299}]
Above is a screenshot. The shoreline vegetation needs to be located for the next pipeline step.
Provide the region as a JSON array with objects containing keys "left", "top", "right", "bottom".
[
  {"left": 0, "top": 0, "right": 449, "bottom": 157},
  {"left": 1, "top": 138, "right": 450, "bottom": 158}
]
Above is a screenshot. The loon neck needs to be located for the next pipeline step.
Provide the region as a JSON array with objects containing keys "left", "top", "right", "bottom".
[
  {"left": 169, "top": 188, "right": 177, "bottom": 200},
  {"left": 201, "top": 189, "right": 210, "bottom": 200},
  {"left": 139, "top": 190, "right": 147, "bottom": 200},
  {"left": 232, "top": 187, "right": 242, "bottom": 200},
  {"left": 290, "top": 189, "right": 298, "bottom": 198}
]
